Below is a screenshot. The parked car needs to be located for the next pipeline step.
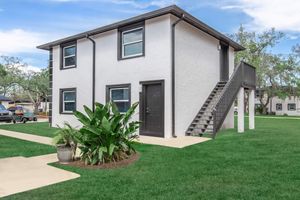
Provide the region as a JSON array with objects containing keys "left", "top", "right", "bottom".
[
  {"left": 8, "top": 106, "right": 37, "bottom": 123},
  {"left": 0, "top": 104, "right": 13, "bottom": 123}
]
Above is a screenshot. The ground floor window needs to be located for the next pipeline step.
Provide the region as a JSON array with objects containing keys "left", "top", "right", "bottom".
[
  {"left": 288, "top": 103, "right": 296, "bottom": 111},
  {"left": 106, "top": 84, "right": 131, "bottom": 113},
  {"left": 60, "top": 88, "right": 76, "bottom": 114},
  {"left": 276, "top": 103, "right": 282, "bottom": 111}
]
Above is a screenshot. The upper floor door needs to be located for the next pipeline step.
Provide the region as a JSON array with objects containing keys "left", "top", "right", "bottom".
[{"left": 220, "top": 43, "right": 229, "bottom": 82}]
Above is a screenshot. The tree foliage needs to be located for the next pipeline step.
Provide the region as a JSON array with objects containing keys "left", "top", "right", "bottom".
[{"left": 231, "top": 26, "right": 300, "bottom": 114}]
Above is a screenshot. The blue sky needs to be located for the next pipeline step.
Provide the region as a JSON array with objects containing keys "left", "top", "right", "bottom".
[{"left": 0, "top": 0, "right": 299, "bottom": 71}]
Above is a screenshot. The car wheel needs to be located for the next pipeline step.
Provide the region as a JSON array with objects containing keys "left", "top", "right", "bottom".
[
  {"left": 33, "top": 117, "right": 37, "bottom": 121},
  {"left": 13, "top": 120, "right": 16, "bottom": 124},
  {"left": 22, "top": 118, "right": 27, "bottom": 123}
]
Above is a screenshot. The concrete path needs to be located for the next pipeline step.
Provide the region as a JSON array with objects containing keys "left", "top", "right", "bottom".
[
  {"left": 137, "top": 135, "right": 211, "bottom": 148},
  {"left": 0, "top": 129, "right": 52, "bottom": 145},
  {"left": 0, "top": 154, "right": 80, "bottom": 198}
]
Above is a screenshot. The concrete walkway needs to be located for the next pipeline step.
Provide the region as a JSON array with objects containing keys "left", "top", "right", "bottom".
[
  {"left": 137, "top": 135, "right": 211, "bottom": 148},
  {"left": 0, "top": 154, "right": 80, "bottom": 198},
  {"left": 0, "top": 129, "right": 52, "bottom": 145}
]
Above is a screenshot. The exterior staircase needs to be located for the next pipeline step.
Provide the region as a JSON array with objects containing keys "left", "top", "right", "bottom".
[
  {"left": 186, "top": 61, "right": 256, "bottom": 139},
  {"left": 186, "top": 81, "right": 226, "bottom": 137}
]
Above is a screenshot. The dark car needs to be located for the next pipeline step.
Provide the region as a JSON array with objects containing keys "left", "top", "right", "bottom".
[{"left": 0, "top": 104, "right": 13, "bottom": 122}]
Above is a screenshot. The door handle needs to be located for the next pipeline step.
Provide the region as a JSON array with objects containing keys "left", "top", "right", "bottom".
[{"left": 146, "top": 107, "right": 150, "bottom": 114}]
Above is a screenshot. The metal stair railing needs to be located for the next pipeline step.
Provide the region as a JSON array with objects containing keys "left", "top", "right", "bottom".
[{"left": 212, "top": 62, "right": 256, "bottom": 139}]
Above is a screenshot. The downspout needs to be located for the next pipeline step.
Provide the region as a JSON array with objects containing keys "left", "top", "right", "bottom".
[
  {"left": 171, "top": 14, "right": 184, "bottom": 138},
  {"left": 86, "top": 34, "right": 96, "bottom": 112}
]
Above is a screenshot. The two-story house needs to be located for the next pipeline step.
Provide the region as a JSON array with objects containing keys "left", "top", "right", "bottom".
[{"left": 38, "top": 5, "right": 256, "bottom": 139}]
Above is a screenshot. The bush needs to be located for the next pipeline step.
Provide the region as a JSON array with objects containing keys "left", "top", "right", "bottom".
[{"left": 74, "top": 102, "right": 140, "bottom": 165}]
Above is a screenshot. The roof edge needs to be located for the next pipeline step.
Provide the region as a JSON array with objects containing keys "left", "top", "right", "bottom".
[{"left": 37, "top": 5, "right": 244, "bottom": 51}]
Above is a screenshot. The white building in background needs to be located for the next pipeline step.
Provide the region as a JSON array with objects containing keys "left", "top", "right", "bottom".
[{"left": 37, "top": 5, "right": 255, "bottom": 139}]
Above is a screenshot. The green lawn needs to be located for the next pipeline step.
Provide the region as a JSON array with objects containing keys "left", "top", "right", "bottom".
[
  {"left": 0, "top": 135, "right": 55, "bottom": 159},
  {"left": 2, "top": 117, "right": 300, "bottom": 199},
  {"left": 0, "top": 122, "right": 57, "bottom": 137}
]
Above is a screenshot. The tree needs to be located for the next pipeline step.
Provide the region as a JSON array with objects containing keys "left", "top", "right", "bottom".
[
  {"left": 19, "top": 68, "right": 49, "bottom": 114},
  {"left": 231, "top": 26, "right": 300, "bottom": 114},
  {"left": 0, "top": 56, "right": 23, "bottom": 96}
]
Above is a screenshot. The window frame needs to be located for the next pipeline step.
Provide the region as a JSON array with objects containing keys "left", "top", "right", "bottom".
[
  {"left": 287, "top": 103, "right": 296, "bottom": 111},
  {"left": 118, "top": 22, "right": 145, "bottom": 60},
  {"left": 276, "top": 103, "right": 282, "bottom": 111},
  {"left": 60, "top": 41, "right": 77, "bottom": 70},
  {"left": 59, "top": 88, "right": 77, "bottom": 114},
  {"left": 106, "top": 84, "right": 131, "bottom": 113}
]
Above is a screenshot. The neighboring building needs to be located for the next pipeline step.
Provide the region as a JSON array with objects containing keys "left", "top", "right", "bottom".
[
  {"left": 0, "top": 95, "right": 11, "bottom": 108},
  {"left": 37, "top": 5, "right": 256, "bottom": 138},
  {"left": 255, "top": 88, "right": 300, "bottom": 116}
]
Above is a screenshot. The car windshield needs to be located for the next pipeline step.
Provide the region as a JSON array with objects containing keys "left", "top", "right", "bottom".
[{"left": 0, "top": 104, "right": 6, "bottom": 111}]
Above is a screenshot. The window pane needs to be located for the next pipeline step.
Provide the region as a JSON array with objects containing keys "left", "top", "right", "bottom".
[
  {"left": 64, "top": 102, "right": 75, "bottom": 112},
  {"left": 288, "top": 104, "right": 296, "bottom": 111},
  {"left": 276, "top": 104, "right": 282, "bottom": 111},
  {"left": 64, "top": 46, "right": 76, "bottom": 57},
  {"left": 123, "top": 29, "right": 143, "bottom": 44},
  {"left": 114, "top": 102, "right": 130, "bottom": 113},
  {"left": 64, "top": 91, "right": 76, "bottom": 101},
  {"left": 64, "top": 56, "right": 76, "bottom": 67},
  {"left": 124, "top": 42, "right": 143, "bottom": 57},
  {"left": 111, "top": 89, "right": 129, "bottom": 101}
]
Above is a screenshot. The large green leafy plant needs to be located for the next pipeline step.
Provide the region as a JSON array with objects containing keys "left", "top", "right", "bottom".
[{"left": 74, "top": 102, "right": 140, "bottom": 165}]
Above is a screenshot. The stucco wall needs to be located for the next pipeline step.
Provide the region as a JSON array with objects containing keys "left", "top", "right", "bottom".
[
  {"left": 51, "top": 15, "right": 173, "bottom": 137},
  {"left": 174, "top": 18, "right": 235, "bottom": 136},
  {"left": 270, "top": 96, "right": 300, "bottom": 116}
]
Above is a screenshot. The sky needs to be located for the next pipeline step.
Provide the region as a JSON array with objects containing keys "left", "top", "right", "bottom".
[{"left": 0, "top": 0, "right": 300, "bottom": 71}]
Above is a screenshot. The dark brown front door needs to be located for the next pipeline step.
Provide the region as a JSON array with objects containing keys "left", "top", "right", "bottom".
[
  {"left": 140, "top": 80, "right": 164, "bottom": 137},
  {"left": 220, "top": 43, "right": 229, "bottom": 81}
]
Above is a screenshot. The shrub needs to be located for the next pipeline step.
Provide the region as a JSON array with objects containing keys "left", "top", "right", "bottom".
[
  {"left": 52, "top": 122, "right": 79, "bottom": 158},
  {"left": 74, "top": 102, "right": 140, "bottom": 165}
]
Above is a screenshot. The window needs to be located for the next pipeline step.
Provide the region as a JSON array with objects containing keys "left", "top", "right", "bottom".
[
  {"left": 288, "top": 103, "right": 296, "bottom": 111},
  {"left": 119, "top": 23, "right": 144, "bottom": 59},
  {"left": 60, "top": 88, "right": 76, "bottom": 114},
  {"left": 106, "top": 84, "right": 131, "bottom": 113},
  {"left": 276, "top": 103, "right": 282, "bottom": 111},
  {"left": 61, "top": 41, "right": 76, "bottom": 69}
]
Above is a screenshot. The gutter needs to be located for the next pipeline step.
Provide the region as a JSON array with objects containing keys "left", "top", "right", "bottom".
[
  {"left": 86, "top": 35, "right": 96, "bottom": 112},
  {"left": 171, "top": 14, "right": 184, "bottom": 138}
]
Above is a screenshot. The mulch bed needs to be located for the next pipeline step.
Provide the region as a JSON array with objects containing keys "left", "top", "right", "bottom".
[{"left": 60, "top": 152, "right": 140, "bottom": 169}]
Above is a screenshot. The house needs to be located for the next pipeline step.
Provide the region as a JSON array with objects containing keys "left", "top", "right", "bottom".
[
  {"left": 0, "top": 95, "right": 11, "bottom": 108},
  {"left": 256, "top": 95, "right": 300, "bottom": 116},
  {"left": 37, "top": 5, "right": 256, "bottom": 138}
]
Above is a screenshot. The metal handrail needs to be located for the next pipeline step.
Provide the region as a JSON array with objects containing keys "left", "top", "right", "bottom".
[{"left": 212, "top": 62, "right": 256, "bottom": 138}]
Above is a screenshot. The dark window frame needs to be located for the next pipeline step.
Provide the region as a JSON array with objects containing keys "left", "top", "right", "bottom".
[
  {"left": 106, "top": 84, "right": 131, "bottom": 113},
  {"left": 60, "top": 41, "right": 77, "bottom": 70},
  {"left": 276, "top": 103, "right": 282, "bottom": 111},
  {"left": 118, "top": 22, "right": 145, "bottom": 60},
  {"left": 288, "top": 103, "right": 296, "bottom": 111},
  {"left": 59, "top": 88, "right": 77, "bottom": 114}
]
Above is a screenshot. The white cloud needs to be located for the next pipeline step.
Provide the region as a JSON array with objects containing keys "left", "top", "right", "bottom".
[
  {"left": 0, "top": 29, "right": 47, "bottom": 54},
  {"left": 221, "top": 0, "right": 300, "bottom": 32},
  {"left": 19, "top": 65, "right": 42, "bottom": 73}
]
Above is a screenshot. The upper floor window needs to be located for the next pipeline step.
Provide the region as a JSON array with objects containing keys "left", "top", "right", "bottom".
[
  {"left": 61, "top": 41, "right": 76, "bottom": 69},
  {"left": 119, "top": 23, "right": 145, "bottom": 60},
  {"left": 60, "top": 88, "right": 76, "bottom": 114},
  {"left": 276, "top": 103, "right": 282, "bottom": 111},
  {"left": 288, "top": 103, "right": 296, "bottom": 111},
  {"left": 106, "top": 84, "right": 131, "bottom": 113}
]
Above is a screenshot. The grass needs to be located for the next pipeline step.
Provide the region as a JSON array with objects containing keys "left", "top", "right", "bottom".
[
  {"left": 0, "top": 135, "right": 55, "bottom": 159},
  {"left": 2, "top": 117, "right": 300, "bottom": 199},
  {"left": 0, "top": 122, "right": 57, "bottom": 137}
]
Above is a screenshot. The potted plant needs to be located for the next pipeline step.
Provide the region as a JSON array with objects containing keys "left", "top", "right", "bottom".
[{"left": 52, "top": 122, "right": 78, "bottom": 164}]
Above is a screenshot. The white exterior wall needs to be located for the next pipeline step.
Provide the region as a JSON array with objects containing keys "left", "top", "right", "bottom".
[
  {"left": 52, "top": 39, "right": 93, "bottom": 127},
  {"left": 270, "top": 96, "right": 300, "bottom": 116},
  {"left": 51, "top": 15, "right": 173, "bottom": 137},
  {"left": 174, "top": 18, "right": 235, "bottom": 136}
]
